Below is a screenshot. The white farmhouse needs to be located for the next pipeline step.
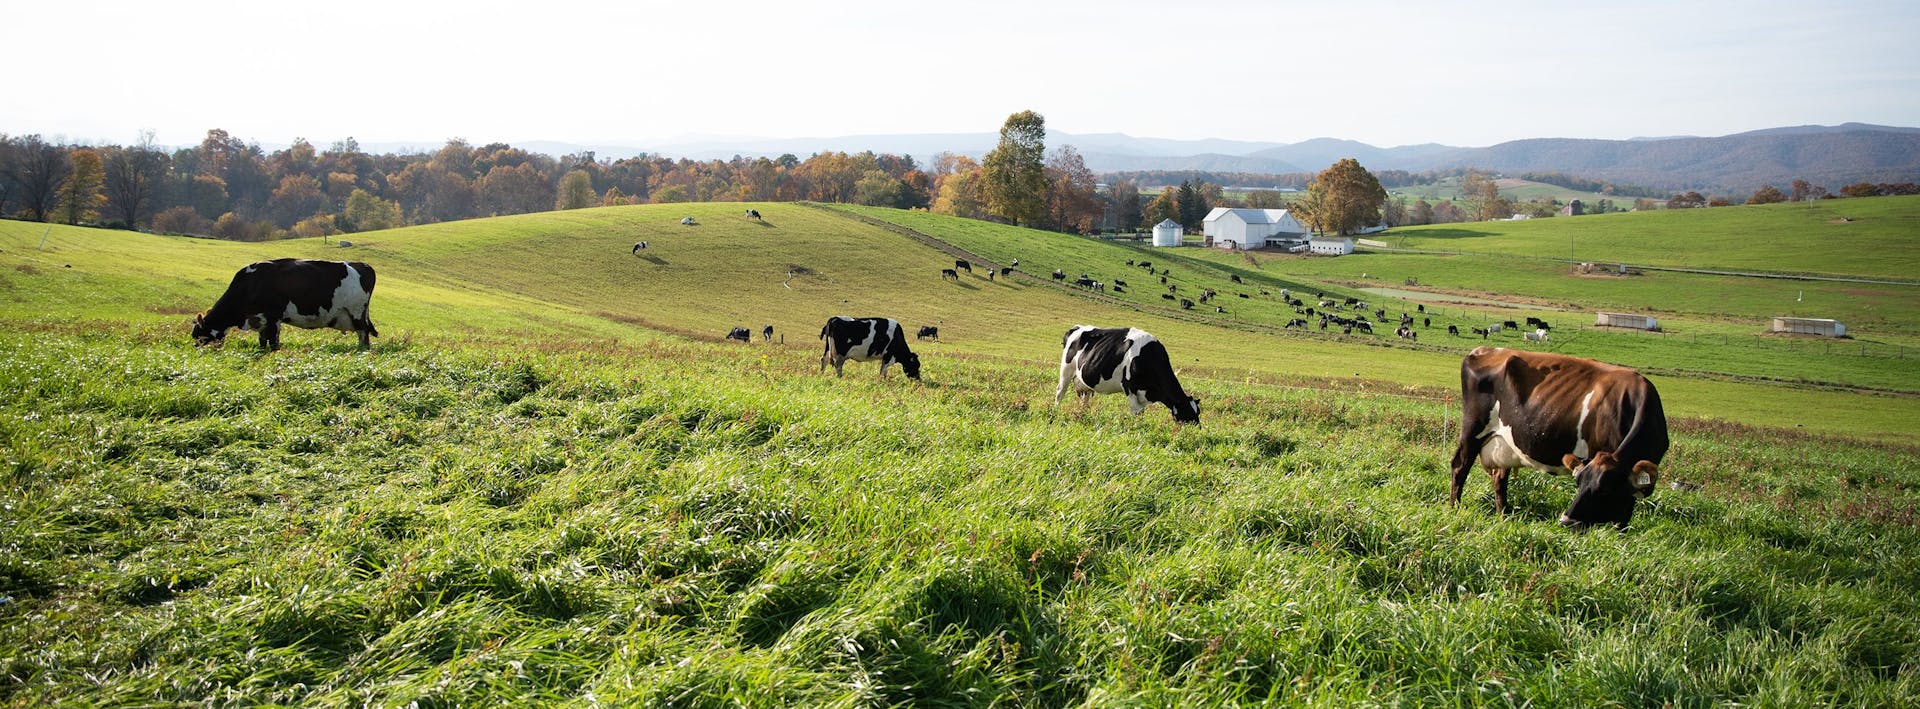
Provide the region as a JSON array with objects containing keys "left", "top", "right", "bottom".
[
  {"left": 1308, "top": 236, "right": 1354, "bottom": 255},
  {"left": 1151, "top": 219, "right": 1183, "bottom": 247},
  {"left": 1202, "top": 208, "right": 1308, "bottom": 250}
]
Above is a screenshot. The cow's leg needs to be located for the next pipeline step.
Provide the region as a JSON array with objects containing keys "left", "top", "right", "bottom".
[
  {"left": 261, "top": 319, "right": 282, "bottom": 351},
  {"left": 878, "top": 360, "right": 891, "bottom": 379},
  {"left": 1490, "top": 468, "right": 1512, "bottom": 514},
  {"left": 832, "top": 357, "right": 846, "bottom": 377},
  {"left": 1449, "top": 401, "right": 1490, "bottom": 506},
  {"left": 1054, "top": 365, "right": 1073, "bottom": 405}
]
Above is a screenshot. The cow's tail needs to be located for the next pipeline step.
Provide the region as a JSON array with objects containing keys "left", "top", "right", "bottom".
[{"left": 819, "top": 323, "right": 829, "bottom": 340}]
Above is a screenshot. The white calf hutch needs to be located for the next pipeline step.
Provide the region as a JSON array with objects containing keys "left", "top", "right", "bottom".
[
  {"left": 1594, "top": 312, "right": 1660, "bottom": 331},
  {"left": 1307, "top": 236, "right": 1354, "bottom": 256},
  {"left": 1771, "top": 317, "right": 1846, "bottom": 337}
]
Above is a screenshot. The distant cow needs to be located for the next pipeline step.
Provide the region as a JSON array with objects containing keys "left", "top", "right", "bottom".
[
  {"left": 999, "top": 267, "right": 1014, "bottom": 276},
  {"left": 1180, "top": 298, "right": 1194, "bottom": 310},
  {"left": 916, "top": 325, "right": 940, "bottom": 341},
  {"left": 941, "top": 268, "right": 959, "bottom": 281},
  {"left": 1230, "top": 274, "right": 1242, "bottom": 283},
  {"left": 1472, "top": 327, "right": 1490, "bottom": 338},
  {"left": 762, "top": 324, "right": 775, "bottom": 342},
  {"left": 1160, "top": 293, "right": 1175, "bottom": 301},
  {"left": 1450, "top": 347, "right": 1669, "bottom": 529},
  {"left": 1113, "top": 279, "right": 1128, "bottom": 287},
  {"left": 631, "top": 241, "right": 648, "bottom": 254},
  {"left": 1055, "top": 325, "right": 1200, "bottom": 423},
  {"left": 1502, "top": 320, "right": 1520, "bottom": 330},
  {"left": 1137, "top": 261, "right": 1152, "bottom": 270},
  {"left": 680, "top": 216, "right": 696, "bottom": 225},
  {"left": 820, "top": 316, "right": 922, "bottom": 380},
  {"left": 746, "top": 208, "right": 762, "bottom": 220},
  {"left": 193, "top": 258, "right": 378, "bottom": 351},
  {"left": 1525, "top": 329, "right": 1550, "bottom": 343},
  {"left": 1488, "top": 323, "right": 1504, "bottom": 334},
  {"left": 726, "top": 327, "right": 752, "bottom": 342},
  {"left": 955, "top": 259, "right": 972, "bottom": 273},
  {"left": 1052, "top": 269, "right": 1066, "bottom": 280},
  {"left": 1449, "top": 324, "right": 1461, "bottom": 336}
]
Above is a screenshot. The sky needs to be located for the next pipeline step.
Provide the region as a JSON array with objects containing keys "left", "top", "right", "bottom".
[{"left": 6, "top": 0, "right": 1916, "bottom": 151}]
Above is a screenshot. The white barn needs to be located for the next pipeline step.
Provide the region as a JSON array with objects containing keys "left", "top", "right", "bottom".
[
  {"left": 1771, "top": 317, "right": 1846, "bottom": 337},
  {"left": 1595, "top": 312, "right": 1660, "bottom": 331},
  {"left": 1308, "top": 236, "right": 1354, "bottom": 256},
  {"left": 1151, "top": 219, "right": 1183, "bottom": 247},
  {"left": 1202, "top": 208, "right": 1308, "bottom": 250}
]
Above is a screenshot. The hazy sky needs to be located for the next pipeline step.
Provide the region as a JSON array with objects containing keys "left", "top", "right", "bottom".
[{"left": 7, "top": 0, "right": 1915, "bottom": 150}]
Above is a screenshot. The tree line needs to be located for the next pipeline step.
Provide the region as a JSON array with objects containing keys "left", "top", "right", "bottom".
[{"left": 4, "top": 122, "right": 1913, "bottom": 242}]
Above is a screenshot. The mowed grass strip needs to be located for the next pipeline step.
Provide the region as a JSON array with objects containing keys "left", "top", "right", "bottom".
[{"left": 1, "top": 329, "right": 1916, "bottom": 705}]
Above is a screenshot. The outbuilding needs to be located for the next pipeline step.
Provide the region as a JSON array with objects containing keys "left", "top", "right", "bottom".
[
  {"left": 1151, "top": 219, "right": 1183, "bottom": 247},
  {"left": 1202, "top": 208, "right": 1308, "bottom": 250},
  {"left": 1308, "top": 236, "right": 1354, "bottom": 256},
  {"left": 1771, "top": 317, "right": 1846, "bottom": 337},
  {"left": 1595, "top": 312, "right": 1660, "bottom": 331}
]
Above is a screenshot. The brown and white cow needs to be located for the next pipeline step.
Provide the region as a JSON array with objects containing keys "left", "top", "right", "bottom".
[
  {"left": 192, "top": 258, "right": 378, "bottom": 351},
  {"left": 1449, "top": 347, "right": 1669, "bottom": 529}
]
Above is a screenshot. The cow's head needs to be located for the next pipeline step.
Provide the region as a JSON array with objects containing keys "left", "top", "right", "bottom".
[
  {"left": 191, "top": 314, "right": 227, "bottom": 346},
  {"left": 1172, "top": 396, "right": 1201, "bottom": 424},
  {"left": 899, "top": 351, "right": 922, "bottom": 380},
  {"left": 1559, "top": 452, "right": 1658, "bottom": 530}
]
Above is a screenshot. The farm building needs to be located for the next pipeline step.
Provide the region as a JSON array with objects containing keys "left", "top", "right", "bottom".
[
  {"left": 1595, "top": 312, "right": 1660, "bottom": 331},
  {"left": 1771, "top": 317, "right": 1846, "bottom": 337},
  {"left": 1151, "top": 219, "right": 1183, "bottom": 247},
  {"left": 1202, "top": 208, "right": 1308, "bottom": 250},
  {"left": 1308, "top": 236, "right": 1354, "bottom": 256}
]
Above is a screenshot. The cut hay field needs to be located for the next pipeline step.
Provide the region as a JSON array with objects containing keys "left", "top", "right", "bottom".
[{"left": 2, "top": 203, "right": 1917, "bottom": 705}]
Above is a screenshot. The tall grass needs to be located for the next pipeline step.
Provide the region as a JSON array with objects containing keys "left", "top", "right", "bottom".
[{"left": 2, "top": 328, "right": 1916, "bottom": 705}]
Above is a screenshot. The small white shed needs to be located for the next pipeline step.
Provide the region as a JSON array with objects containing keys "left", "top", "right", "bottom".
[
  {"left": 1771, "top": 317, "right": 1846, "bottom": 337},
  {"left": 1308, "top": 236, "right": 1354, "bottom": 255},
  {"left": 1595, "top": 312, "right": 1660, "bottom": 331},
  {"left": 1151, "top": 219, "right": 1183, "bottom": 247}
]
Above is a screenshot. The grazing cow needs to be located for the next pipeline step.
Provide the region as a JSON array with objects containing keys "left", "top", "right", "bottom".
[
  {"left": 680, "top": 216, "right": 696, "bottom": 225},
  {"left": 819, "top": 316, "right": 922, "bottom": 380},
  {"left": 1526, "top": 316, "right": 1544, "bottom": 328},
  {"left": 1111, "top": 285, "right": 1123, "bottom": 293},
  {"left": 1285, "top": 318, "right": 1308, "bottom": 329},
  {"left": 1127, "top": 259, "right": 1136, "bottom": 266},
  {"left": 193, "top": 258, "right": 378, "bottom": 351},
  {"left": 955, "top": 259, "right": 972, "bottom": 274},
  {"left": 1160, "top": 276, "right": 1168, "bottom": 285},
  {"left": 1237, "top": 293, "right": 1249, "bottom": 299},
  {"left": 1113, "top": 279, "right": 1128, "bottom": 288},
  {"left": 941, "top": 268, "right": 959, "bottom": 281},
  {"left": 746, "top": 208, "right": 762, "bottom": 220},
  {"left": 1055, "top": 326, "right": 1200, "bottom": 423},
  {"left": 1053, "top": 269, "right": 1066, "bottom": 280},
  {"left": 1075, "top": 277, "right": 1097, "bottom": 288},
  {"left": 1418, "top": 304, "right": 1426, "bottom": 313},
  {"left": 1180, "top": 298, "right": 1194, "bottom": 310},
  {"left": 999, "top": 267, "right": 1014, "bottom": 276},
  {"left": 1167, "top": 284, "right": 1177, "bottom": 293},
  {"left": 1488, "top": 323, "right": 1504, "bottom": 334},
  {"left": 1449, "top": 324, "right": 1461, "bottom": 336},
  {"left": 726, "top": 327, "right": 752, "bottom": 342},
  {"left": 1230, "top": 274, "right": 1242, "bottom": 283},
  {"left": 1214, "top": 306, "right": 1225, "bottom": 313},
  {"left": 1423, "top": 317, "right": 1431, "bottom": 328},
  {"left": 1345, "top": 297, "right": 1359, "bottom": 306},
  {"left": 1160, "top": 293, "right": 1175, "bottom": 301},
  {"left": 1502, "top": 320, "right": 1520, "bottom": 330},
  {"left": 1472, "top": 327, "right": 1490, "bottom": 338},
  {"left": 1356, "top": 321, "right": 1373, "bottom": 334},
  {"left": 1011, "top": 259, "right": 1020, "bottom": 267},
  {"left": 916, "top": 325, "right": 940, "bottom": 341},
  {"left": 1450, "top": 347, "right": 1670, "bottom": 529},
  {"left": 1137, "top": 261, "right": 1151, "bottom": 270},
  {"left": 988, "top": 270, "right": 996, "bottom": 282},
  {"left": 631, "top": 241, "right": 649, "bottom": 254},
  {"left": 1524, "top": 329, "right": 1550, "bottom": 343},
  {"left": 1537, "top": 322, "right": 1552, "bottom": 332},
  {"left": 762, "top": 324, "right": 775, "bottom": 342}
]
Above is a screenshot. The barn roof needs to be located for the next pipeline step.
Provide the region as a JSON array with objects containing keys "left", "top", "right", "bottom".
[{"left": 1204, "top": 208, "right": 1296, "bottom": 225}]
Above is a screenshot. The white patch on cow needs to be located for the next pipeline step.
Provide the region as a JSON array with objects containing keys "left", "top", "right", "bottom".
[
  {"left": 835, "top": 319, "right": 888, "bottom": 362},
  {"left": 280, "top": 264, "right": 372, "bottom": 332},
  {"left": 1477, "top": 401, "right": 1570, "bottom": 474},
  {"left": 1573, "top": 390, "right": 1595, "bottom": 459}
]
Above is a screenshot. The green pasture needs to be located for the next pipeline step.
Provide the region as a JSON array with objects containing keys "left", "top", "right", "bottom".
[{"left": 1377, "top": 195, "right": 1920, "bottom": 280}]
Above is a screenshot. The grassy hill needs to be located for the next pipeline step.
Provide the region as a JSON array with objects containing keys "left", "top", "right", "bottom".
[{"left": 2, "top": 204, "right": 1918, "bottom": 705}]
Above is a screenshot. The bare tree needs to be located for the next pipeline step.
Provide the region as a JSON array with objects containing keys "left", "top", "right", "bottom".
[
  {"left": 102, "top": 130, "right": 169, "bottom": 227},
  {"left": 8, "top": 135, "right": 70, "bottom": 222}
]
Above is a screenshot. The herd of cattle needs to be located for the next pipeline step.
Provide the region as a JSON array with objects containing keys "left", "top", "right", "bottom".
[{"left": 190, "top": 256, "right": 1668, "bottom": 530}]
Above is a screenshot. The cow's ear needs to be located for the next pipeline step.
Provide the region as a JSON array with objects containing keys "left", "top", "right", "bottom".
[
  {"left": 1562, "top": 454, "right": 1583, "bottom": 470},
  {"left": 1631, "top": 460, "right": 1659, "bottom": 494}
]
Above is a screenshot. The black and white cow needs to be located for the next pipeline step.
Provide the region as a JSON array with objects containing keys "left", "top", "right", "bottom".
[
  {"left": 819, "top": 316, "right": 922, "bottom": 380},
  {"left": 746, "top": 208, "right": 762, "bottom": 220},
  {"left": 192, "top": 258, "right": 378, "bottom": 351},
  {"left": 1055, "top": 326, "right": 1200, "bottom": 423},
  {"left": 954, "top": 259, "right": 972, "bottom": 274},
  {"left": 726, "top": 327, "right": 752, "bottom": 342},
  {"left": 762, "top": 324, "right": 775, "bottom": 342},
  {"left": 631, "top": 241, "right": 649, "bottom": 254},
  {"left": 916, "top": 325, "right": 940, "bottom": 341}
]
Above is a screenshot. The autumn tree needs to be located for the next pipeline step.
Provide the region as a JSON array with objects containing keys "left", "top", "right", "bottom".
[
  {"left": 56, "top": 148, "right": 106, "bottom": 224},
  {"left": 1460, "top": 169, "right": 1508, "bottom": 221},
  {"left": 1790, "top": 179, "right": 1812, "bottom": 202},
  {"left": 931, "top": 168, "right": 988, "bottom": 219},
  {"left": 1410, "top": 198, "right": 1435, "bottom": 225},
  {"left": 478, "top": 163, "right": 553, "bottom": 215},
  {"left": 854, "top": 170, "right": 905, "bottom": 207},
  {"left": 1301, "top": 159, "right": 1387, "bottom": 235},
  {"left": 152, "top": 205, "right": 212, "bottom": 235},
  {"left": 8, "top": 135, "right": 70, "bottom": 221},
  {"left": 1044, "top": 145, "right": 1100, "bottom": 234},
  {"left": 1666, "top": 191, "right": 1706, "bottom": 209},
  {"left": 267, "top": 175, "right": 327, "bottom": 227},
  {"left": 342, "top": 189, "right": 401, "bottom": 232},
  {"left": 555, "top": 169, "right": 597, "bottom": 210},
  {"left": 1143, "top": 189, "right": 1177, "bottom": 228},
  {"left": 981, "top": 110, "right": 1047, "bottom": 225},
  {"left": 1839, "top": 182, "right": 1881, "bottom": 198},
  {"left": 1748, "top": 184, "right": 1786, "bottom": 204},
  {"left": 101, "top": 131, "right": 168, "bottom": 227},
  {"left": 1105, "top": 179, "right": 1143, "bottom": 231},
  {"left": 1243, "top": 189, "right": 1286, "bottom": 209}
]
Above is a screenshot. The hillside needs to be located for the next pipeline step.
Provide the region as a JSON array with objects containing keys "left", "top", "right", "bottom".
[{"left": 2, "top": 204, "right": 1918, "bottom": 705}]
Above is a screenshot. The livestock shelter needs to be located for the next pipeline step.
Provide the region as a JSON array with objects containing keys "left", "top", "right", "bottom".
[
  {"left": 1308, "top": 236, "right": 1354, "bottom": 256},
  {"left": 1771, "top": 317, "right": 1846, "bottom": 337},
  {"left": 1202, "top": 208, "right": 1308, "bottom": 250},
  {"left": 1151, "top": 219, "right": 1183, "bottom": 247},
  {"left": 1595, "top": 312, "right": 1660, "bottom": 331}
]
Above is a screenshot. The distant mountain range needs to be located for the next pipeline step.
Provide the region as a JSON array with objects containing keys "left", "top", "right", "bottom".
[{"left": 364, "top": 123, "right": 1920, "bottom": 194}]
